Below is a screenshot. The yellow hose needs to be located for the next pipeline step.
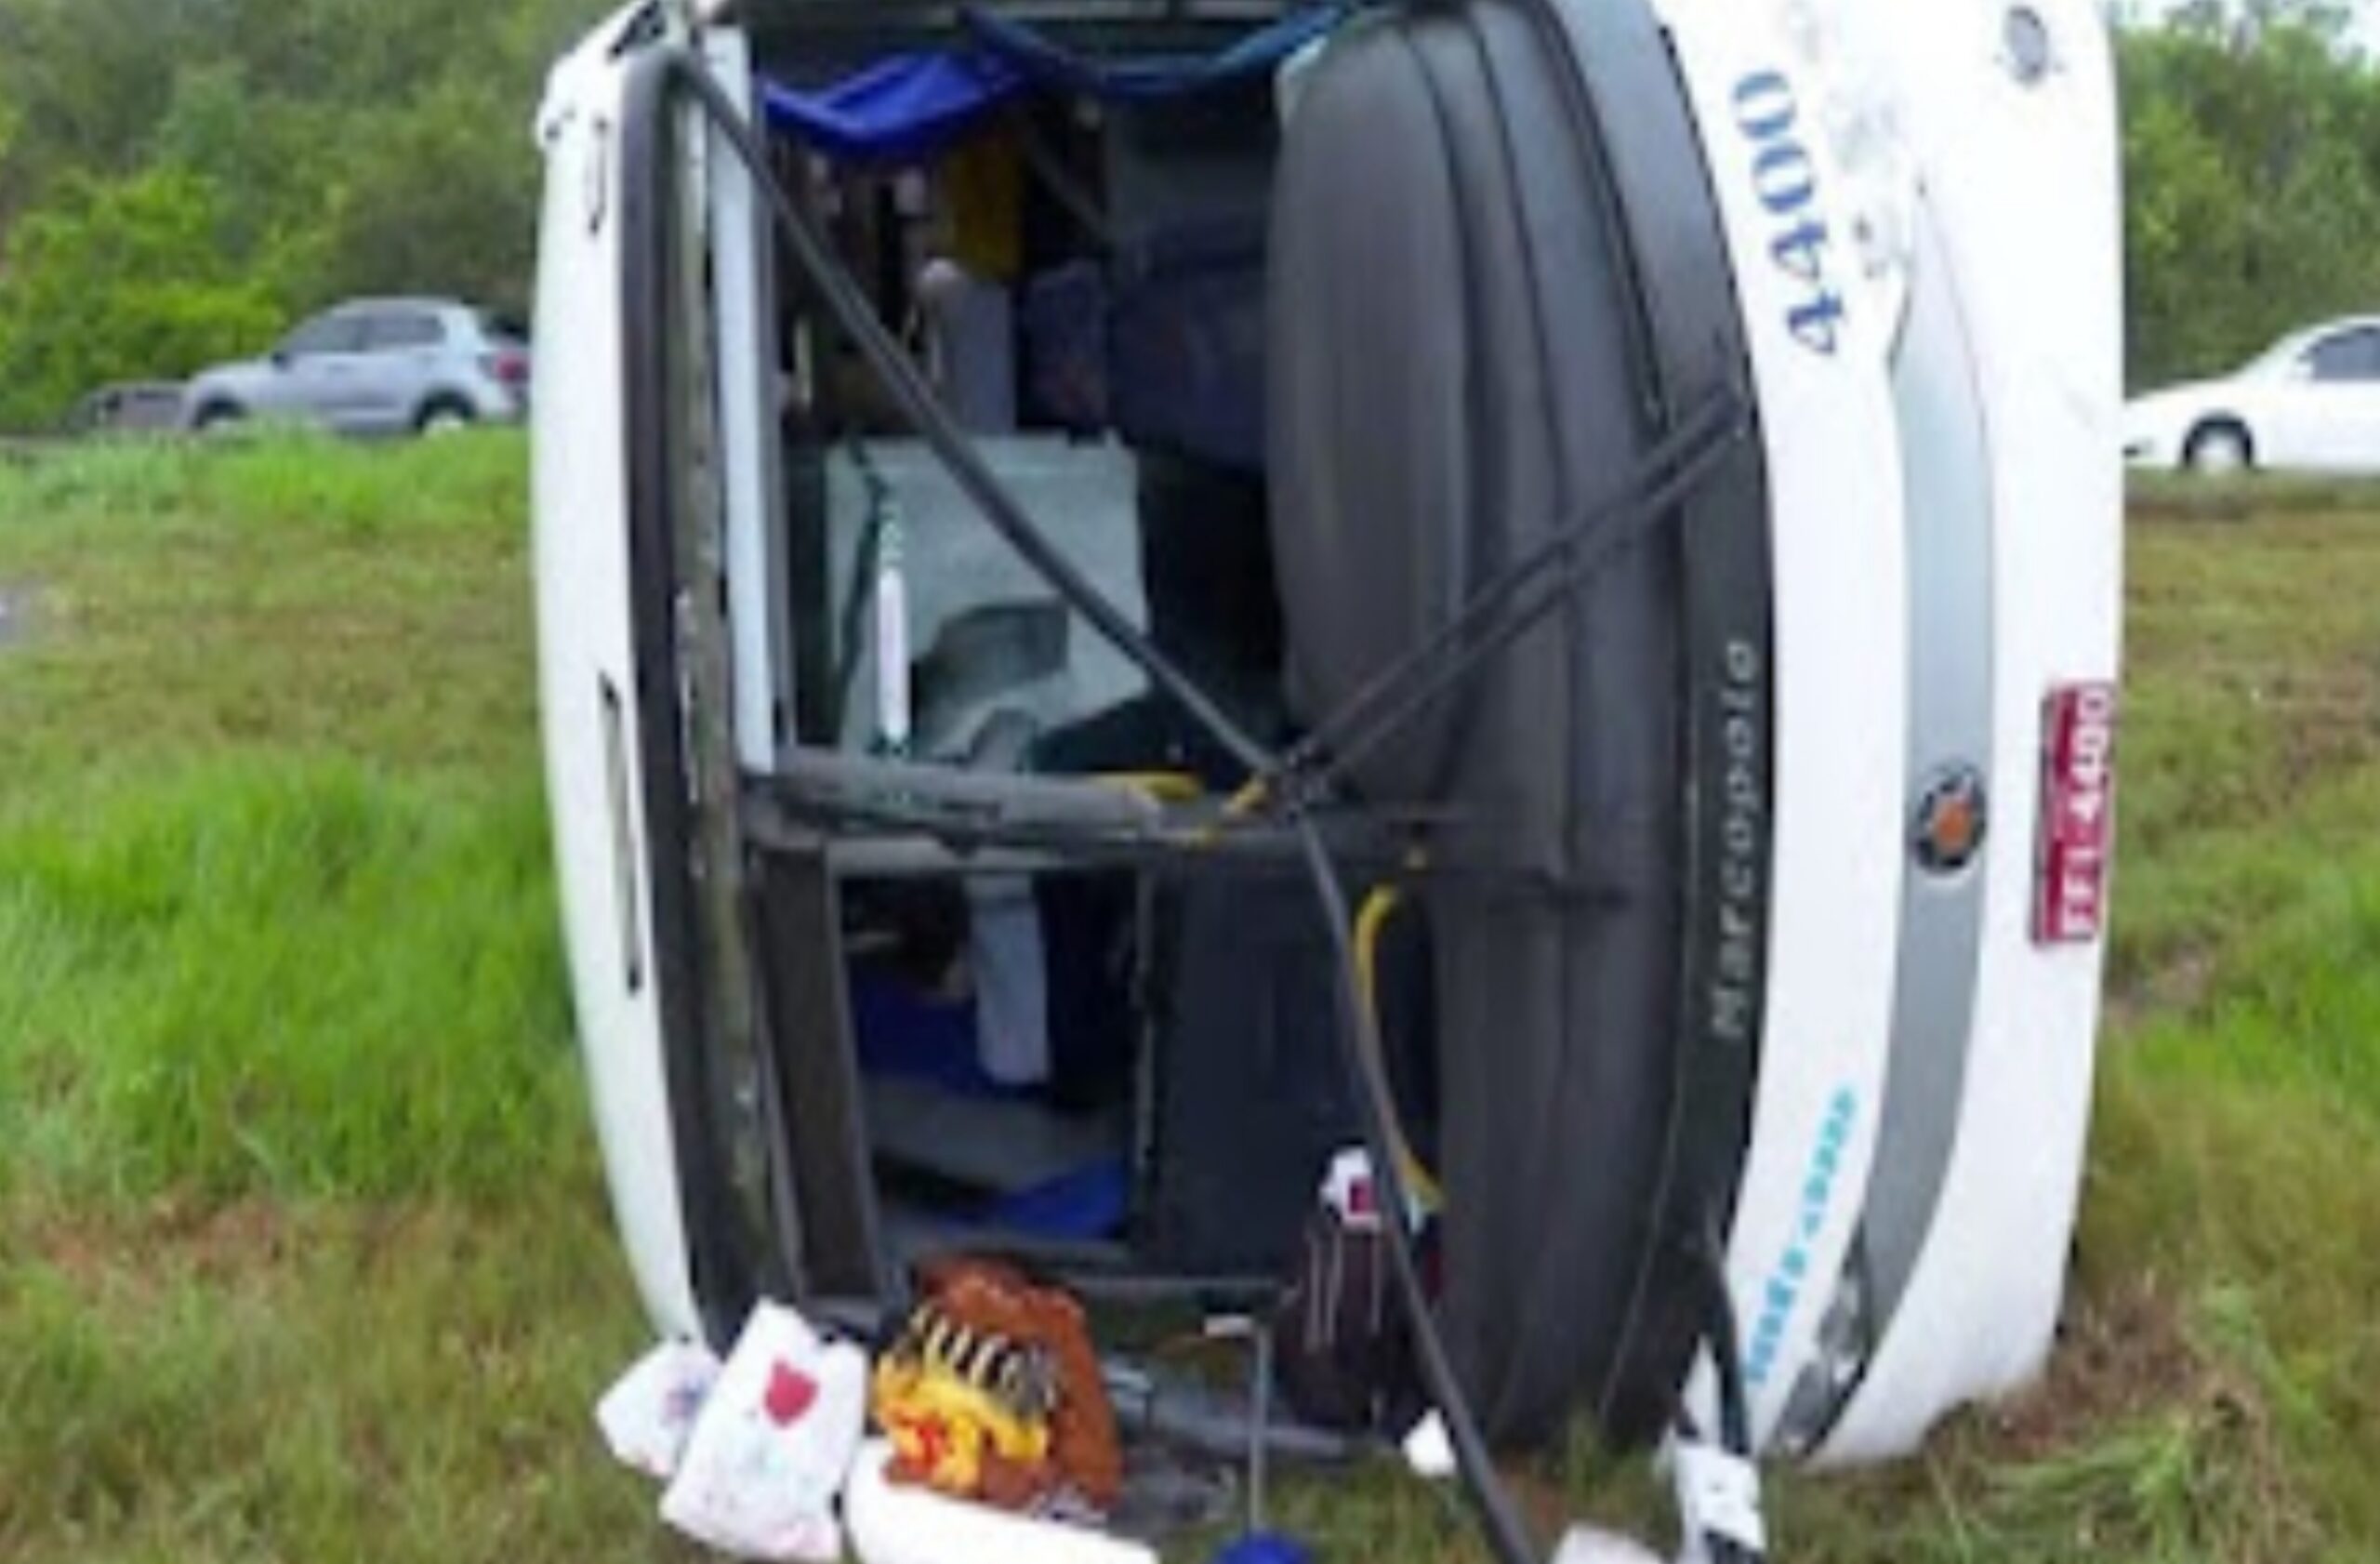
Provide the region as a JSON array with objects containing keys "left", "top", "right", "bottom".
[
  {"left": 1355, "top": 886, "right": 1447, "bottom": 1213},
  {"left": 1096, "top": 772, "right": 1444, "bottom": 1211},
  {"left": 1093, "top": 771, "right": 1207, "bottom": 805}
]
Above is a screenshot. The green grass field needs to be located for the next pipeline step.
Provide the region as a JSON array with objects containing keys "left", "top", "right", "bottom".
[{"left": 3, "top": 438, "right": 2377, "bottom": 1562}]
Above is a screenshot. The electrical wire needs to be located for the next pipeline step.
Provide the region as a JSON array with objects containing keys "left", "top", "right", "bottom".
[{"left": 1293, "top": 818, "right": 1546, "bottom": 1564}]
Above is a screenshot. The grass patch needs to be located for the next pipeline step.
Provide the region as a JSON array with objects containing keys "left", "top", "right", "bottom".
[
  {"left": 2127, "top": 471, "right": 2380, "bottom": 525},
  {"left": 0, "top": 758, "right": 575, "bottom": 1200},
  {"left": 0, "top": 432, "right": 573, "bottom": 1204},
  {"left": 0, "top": 1195, "right": 691, "bottom": 1564},
  {"left": 0, "top": 431, "right": 536, "bottom": 782},
  {"left": 2110, "top": 510, "right": 2380, "bottom": 999},
  {"left": 1, "top": 434, "right": 2377, "bottom": 1559}
]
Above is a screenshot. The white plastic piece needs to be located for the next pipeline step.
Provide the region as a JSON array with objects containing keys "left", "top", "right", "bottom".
[
  {"left": 1550, "top": 1525, "right": 1668, "bottom": 1564},
  {"left": 598, "top": 1339, "right": 722, "bottom": 1480},
  {"left": 875, "top": 500, "right": 912, "bottom": 755},
  {"left": 1319, "top": 1147, "right": 1384, "bottom": 1233},
  {"left": 846, "top": 1439, "right": 1159, "bottom": 1564},
  {"left": 1400, "top": 1412, "right": 1456, "bottom": 1482},
  {"left": 969, "top": 878, "right": 1052, "bottom": 1086},
  {"left": 660, "top": 1303, "right": 869, "bottom": 1562},
  {"left": 1673, "top": 1441, "right": 1768, "bottom": 1558}
]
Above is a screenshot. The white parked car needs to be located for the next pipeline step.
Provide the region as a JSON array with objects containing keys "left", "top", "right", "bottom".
[
  {"left": 2125, "top": 317, "right": 2380, "bottom": 473},
  {"left": 181, "top": 298, "right": 532, "bottom": 438}
]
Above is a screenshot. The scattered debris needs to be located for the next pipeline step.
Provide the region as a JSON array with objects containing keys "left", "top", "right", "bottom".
[
  {"left": 597, "top": 1340, "right": 722, "bottom": 1480},
  {"left": 872, "top": 1260, "right": 1123, "bottom": 1517},
  {"left": 1550, "top": 1527, "right": 1666, "bottom": 1564},
  {"left": 660, "top": 1302, "right": 870, "bottom": 1563},
  {"left": 1401, "top": 1412, "right": 1455, "bottom": 1481},
  {"left": 1270, "top": 1148, "right": 1419, "bottom": 1437},
  {"left": 1211, "top": 1534, "right": 1313, "bottom": 1564},
  {"left": 847, "top": 1437, "right": 1158, "bottom": 1564}
]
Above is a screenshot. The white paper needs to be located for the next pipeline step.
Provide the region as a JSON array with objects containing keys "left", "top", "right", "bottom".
[
  {"left": 597, "top": 1340, "right": 721, "bottom": 1481},
  {"left": 660, "top": 1302, "right": 870, "bottom": 1562},
  {"left": 846, "top": 1439, "right": 1157, "bottom": 1564}
]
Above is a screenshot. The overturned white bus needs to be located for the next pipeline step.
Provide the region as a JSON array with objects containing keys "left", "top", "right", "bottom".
[{"left": 530, "top": 0, "right": 2122, "bottom": 1554}]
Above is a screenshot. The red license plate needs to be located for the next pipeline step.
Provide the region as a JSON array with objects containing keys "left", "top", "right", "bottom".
[{"left": 2035, "top": 683, "right": 2119, "bottom": 946}]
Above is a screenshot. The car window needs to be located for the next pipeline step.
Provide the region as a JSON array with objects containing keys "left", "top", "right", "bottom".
[
  {"left": 2307, "top": 328, "right": 2380, "bottom": 384},
  {"left": 478, "top": 310, "right": 529, "bottom": 346},
  {"left": 282, "top": 313, "right": 366, "bottom": 358},
  {"left": 364, "top": 311, "right": 447, "bottom": 351}
]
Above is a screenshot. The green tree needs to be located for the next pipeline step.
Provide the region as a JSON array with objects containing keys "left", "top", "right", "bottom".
[
  {"left": 318, "top": 78, "right": 543, "bottom": 315},
  {"left": 0, "top": 169, "right": 281, "bottom": 427},
  {"left": 0, "top": 0, "right": 213, "bottom": 225},
  {"left": 147, "top": 63, "right": 343, "bottom": 310},
  {"left": 2118, "top": 16, "right": 2380, "bottom": 387},
  {"left": 0, "top": 0, "right": 615, "bottom": 427}
]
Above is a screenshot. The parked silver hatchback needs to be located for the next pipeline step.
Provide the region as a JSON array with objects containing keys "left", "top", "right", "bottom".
[{"left": 181, "top": 297, "right": 531, "bottom": 437}]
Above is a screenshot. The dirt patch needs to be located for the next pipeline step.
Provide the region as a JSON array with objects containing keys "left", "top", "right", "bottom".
[
  {"left": 1980, "top": 1280, "right": 2205, "bottom": 1461},
  {"left": 152, "top": 1197, "right": 294, "bottom": 1281},
  {"left": 2107, "top": 947, "right": 2220, "bottom": 1035},
  {"left": 1970, "top": 1280, "right": 2325, "bottom": 1558},
  {"left": 15, "top": 1196, "right": 297, "bottom": 1293}
]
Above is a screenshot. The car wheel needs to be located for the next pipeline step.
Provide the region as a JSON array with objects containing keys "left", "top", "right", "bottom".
[
  {"left": 192, "top": 402, "right": 246, "bottom": 436},
  {"left": 2184, "top": 420, "right": 2254, "bottom": 475},
  {"left": 416, "top": 400, "right": 476, "bottom": 438}
]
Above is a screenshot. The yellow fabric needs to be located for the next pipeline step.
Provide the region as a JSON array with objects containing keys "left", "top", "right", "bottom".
[
  {"left": 940, "top": 133, "right": 1025, "bottom": 283},
  {"left": 871, "top": 1354, "right": 1052, "bottom": 1499}
]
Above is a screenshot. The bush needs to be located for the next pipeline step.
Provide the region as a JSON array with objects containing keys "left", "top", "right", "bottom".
[{"left": 0, "top": 170, "right": 282, "bottom": 429}]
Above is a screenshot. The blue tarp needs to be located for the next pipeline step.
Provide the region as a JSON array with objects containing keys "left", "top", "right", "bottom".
[
  {"left": 761, "top": 51, "right": 1025, "bottom": 164},
  {"left": 760, "top": 3, "right": 1350, "bottom": 163}
]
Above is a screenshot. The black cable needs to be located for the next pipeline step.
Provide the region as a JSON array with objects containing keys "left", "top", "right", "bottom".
[
  {"left": 1281, "top": 391, "right": 1738, "bottom": 785},
  {"left": 1286, "top": 395, "right": 1749, "bottom": 800},
  {"left": 662, "top": 52, "right": 1279, "bottom": 780},
  {"left": 1704, "top": 1226, "right": 1752, "bottom": 1467},
  {"left": 1293, "top": 815, "right": 1546, "bottom": 1564}
]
